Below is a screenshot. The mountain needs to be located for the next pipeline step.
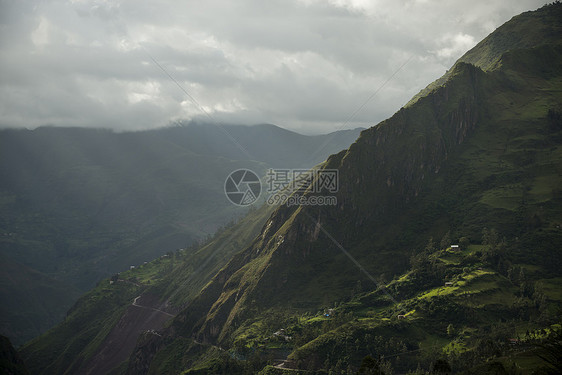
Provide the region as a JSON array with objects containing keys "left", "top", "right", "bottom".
[
  {"left": 19, "top": 3, "right": 562, "bottom": 374},
  {"left": 0, "top": 123, "right": 362, "bottom": 346},
  {"left": 151, "top": 122, "right": 364, "bottom": 169},
  {"left": 407, "top": 2, "right": 562, "bottom": 106},
  {"left": 18, "top": 202, "right": 276, "bottom": 374}
]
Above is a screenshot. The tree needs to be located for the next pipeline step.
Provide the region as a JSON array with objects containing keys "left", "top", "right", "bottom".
[
  {"left": 482, "top": 228, "right": 499, "bottom": 248},
  {"left": 380, "top": 359, "right": 394, "bottom": 375},
  {"left": 440, "top": 231, "right": 451, "bottom": 249},
  {"left": 519, "top": 268, "right": 526, "bottom": 284},
  {"left": 447, "top": 324, "right": 455, "bottom": 336},
  {"left": 426, "top": 237, "right": 436, "bottom": 252}
]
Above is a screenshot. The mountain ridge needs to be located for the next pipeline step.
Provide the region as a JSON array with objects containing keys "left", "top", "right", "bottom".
[
  {"left": 18, "top": 3, "right": 562, "bottom": 374},
  {"left": 0, "top": 123, "right": 362, "bottom": 346},
  {"left": 407, "top": 2, "right": 562, "bottom": 106},
  {"left": 145, "top": 4, "right": 562, "bottom": 373}
]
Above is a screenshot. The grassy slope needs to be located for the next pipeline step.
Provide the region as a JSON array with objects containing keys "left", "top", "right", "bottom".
[
  {"left": 275, "top": 43, "right": 562, "bottom": 373},
  {"left": 18, "top": 203, "right": 275, "bottom": 374},
  {"left": 235, "top": 55, "right": 562, "bottom": 371},
  {"left": 0, "top": 123, "right": 361, "bottom": 345},
  {"left": 285, "top": 242, "right": 562, "bottom": 373},
  {"left": 407, "top": 3, "right": 562, "bottom": 106},
  {"left": 17, "top": 4, "right": 562, "bottom": 374},
  {"left": 140, "top": 4, "right": 562, "bottom": 374}
]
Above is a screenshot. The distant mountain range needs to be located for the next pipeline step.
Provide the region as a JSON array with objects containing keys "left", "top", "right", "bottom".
[
  {"left": 0, "top": 123, "right": 362, "bottom": 346},
  {"left": 13, "top": 3, "right": 562, "bottom": 374}
]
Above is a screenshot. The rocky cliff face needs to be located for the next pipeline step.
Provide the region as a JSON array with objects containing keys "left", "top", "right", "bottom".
[
  {"left": 166, "top": 28, "right": 562, "bottom": 358},
  {"left": 119, "top": 6, "right": 562, "bottom": 367},
  {"left": 23, "top": 4, "right": 562, "bottom": 374},
  {"left": 166, "top": 61, "right": 487, "bottom": 348}
]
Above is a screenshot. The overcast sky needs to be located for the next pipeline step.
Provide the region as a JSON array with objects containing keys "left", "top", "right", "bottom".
[{"left": 0, "top": 0, "right": 548, "bottom": 134}]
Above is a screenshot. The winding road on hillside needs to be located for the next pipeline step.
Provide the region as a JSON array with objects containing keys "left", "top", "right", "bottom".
[
  {"left": 132, "top": 295, "right": 175, "bottom": 317},
  {"left": 273, "top": 358, "right": 303, "bottom": 372}
]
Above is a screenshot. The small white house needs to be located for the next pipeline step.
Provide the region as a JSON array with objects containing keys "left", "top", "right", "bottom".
[
  {"left": 273, "top": 329, "right": 292, "bottom": 341},
  {"left": 451, "top": 245, "right": 459, "bottom": 249},
  {"left": 130, "top": 265, "right": 135, "bottom": 270}
]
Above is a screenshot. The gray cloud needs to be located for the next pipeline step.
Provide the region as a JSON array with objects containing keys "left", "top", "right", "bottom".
[{"left": 0, "top": 0, "right": 548, "bottom": 133}]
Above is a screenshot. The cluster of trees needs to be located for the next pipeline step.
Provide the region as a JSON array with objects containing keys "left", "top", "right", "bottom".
[
  {"left": 194, "top": 325, "right": 562, "bottom": 374},
  {"left": 294, "top": 330, "right": 415, "bottom": 374},
  {"left": 221, "top": 223, "right": 558, "bottom": 374},
  {"left": 406, "top": 228, "right": 511, "bottom": 287}
]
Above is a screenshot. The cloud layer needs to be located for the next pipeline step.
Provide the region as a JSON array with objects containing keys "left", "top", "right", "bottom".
[{"left": 0, "top": 0, "right": 548, "bottom": 133}]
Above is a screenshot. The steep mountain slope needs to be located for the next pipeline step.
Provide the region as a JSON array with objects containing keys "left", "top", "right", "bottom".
[
  {"left": 408, "top": 3, "right": 562, "bottom": 105},
  {"left": 0, "top": 123, "right": 361, "bottom": 345},
  {"left": 19, "top": 3, "right": 562, "bottom": 374},
  {"left": 116, "top": 3, "right": 562, "bottom": 374}
]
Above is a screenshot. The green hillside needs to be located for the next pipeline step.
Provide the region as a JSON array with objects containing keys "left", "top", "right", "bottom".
[
  {"left": 133, "top": 3, "right": 561, "bottom": 374},
  {"left": 0, "top": 123, "right": 361, "bottom": 345},
  {"left": 18, "top": 202, "right": 275, "bottom": 374},
  {"left": 18, "top": 3, "right": 562, "bottom": 374},
  {"left": 407, "top": 3, "right": 562, "bottom": 106}
]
